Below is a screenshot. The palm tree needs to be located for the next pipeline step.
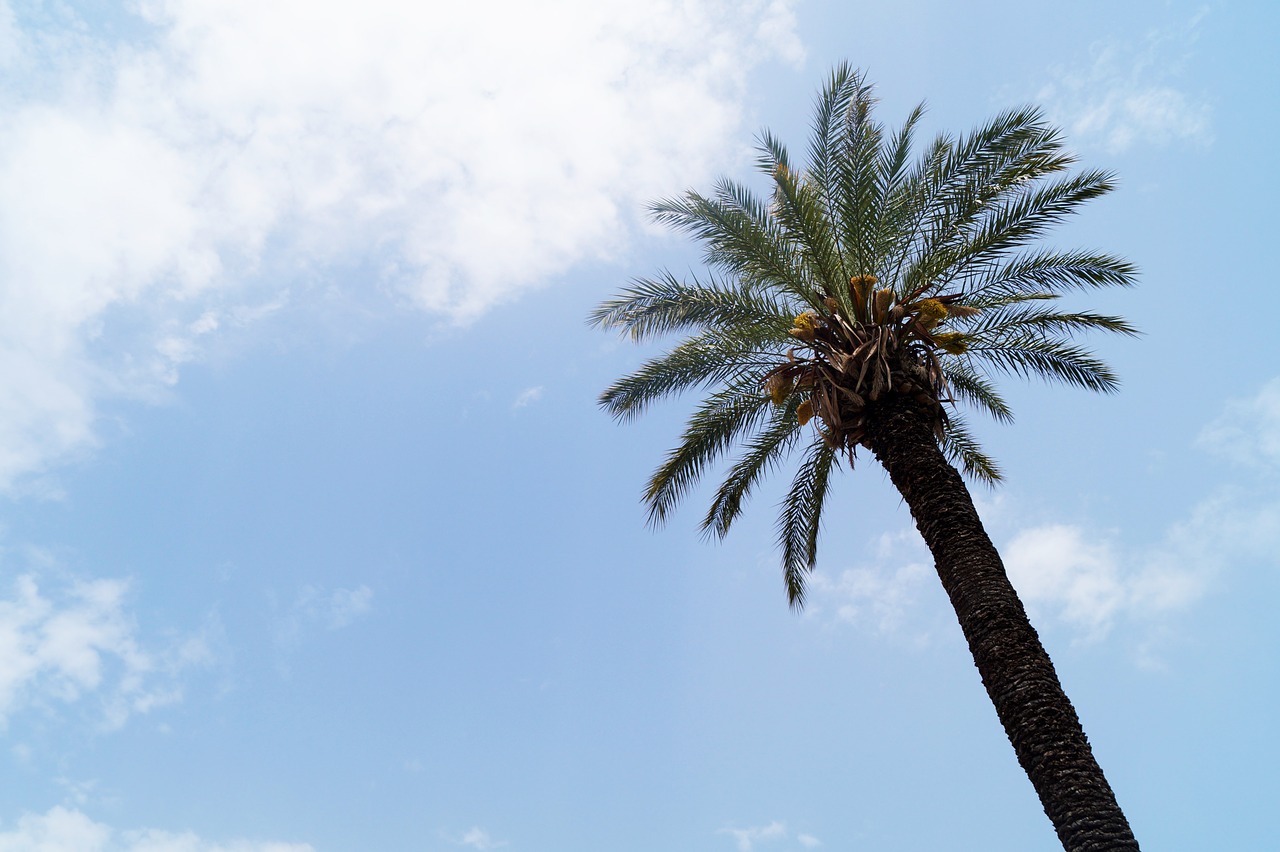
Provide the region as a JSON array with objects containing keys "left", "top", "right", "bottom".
[{"left": 589, "top": 65, "right": 1141, "bottom": 851}]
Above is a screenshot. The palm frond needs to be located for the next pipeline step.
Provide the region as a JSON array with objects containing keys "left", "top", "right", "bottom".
[
  {"left": 805, "top": 63, "right": 861, "bottom": 199},
  {"left": 758, "top": 129, "right": 845, "bottom": 293},
  {"left": 702, "top": 403, "right": 805, "bottom": 539},
  {"left": 830, "top": 75, "right": 885, "bottom": 278},
  {"left": 965, "top": 249, "right": 1138, "bottom": 303},
  {"left": 588, "top": 271, "right": 795, "bottom": 341},
  {"left": 804, "top": 65, "right": 867, "bottom": 286},
  {"left": 599, "top": 328, "right": 780, "bottom": 421},
  {"left": 777, "top": 437, "right": 838, "bottom": 609},
  {"left": 958, "top": 306, "right": 1140, "bottom": 339},
  {"left": 942, "top": 358, "right": 1014, "bottom": 423},
  {"left": 880, "top": 132, "right": 951, "bottom": 291},
  {"left": 897, "top": 108, "right": 1071, "bottom": 295},
  {"left": 941, "top": 414, "right": 1003, "bottom": 485},
  {"left": 933, "top": 170, "right": 1118, "bottom": 290},
  {"left": 870, "top": 102, "right": 926, "bottom": 267},
  {"left": 966, "top": 335, "right": 1122, "bottom": 392},
  {"left": 643, "top": 378, "right": 776, "bottom": 526},
  {"left": 650, "top": 184, "right": 817, "bottom": 305}
]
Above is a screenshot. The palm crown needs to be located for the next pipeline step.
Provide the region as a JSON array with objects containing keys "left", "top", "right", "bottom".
[{"left": 590, "top": 64, "right": 1137, "bottom": 606}]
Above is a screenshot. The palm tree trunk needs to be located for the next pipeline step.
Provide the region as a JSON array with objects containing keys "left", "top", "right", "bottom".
[{"left": 861, "top": 393, "right": 1139, "bottom": 852}]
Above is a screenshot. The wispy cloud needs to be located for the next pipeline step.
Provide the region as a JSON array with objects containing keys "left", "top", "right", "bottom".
[
  {"left": 512, "top": 386, "right": 544, "bottom": 410},
  {"left": 0, "top": 0, "right": 801, "bottom": 489},
  {"left": 1034, "top": 8, "right": 1212, "bottom": 153},
  {"left": 274, "top": 584, "right": 373, "bottom": 659},
  {"left": 1003, "top": 377, "right": 1280, "bottom": 648},
  {"left": 1197, "top": 377, "right": 1280, "bottom": 469},
  {"left": 719, "top": 821, "right": 788, "bottom": 852},
  {"left": 803, "top": 531, "right": 932, "bottom": 636},
  {"left": 0, "top": 805, "right": 313, "bottom": 851},
  {"left": 321, "top": 585, "right": 375, "bottom": 630},
  {"left": 449, "top": 826, "right": 508, "bottom": 851},
  {"left": 717, "top": 821, "right": 821, "bottom": 852},
  {"left": 0, "top": 570, "right": 209, "bottom": 729}
]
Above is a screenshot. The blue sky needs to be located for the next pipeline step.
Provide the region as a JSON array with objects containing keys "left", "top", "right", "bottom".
[{"left": 0, "top": 1, "right": 1276, "bottom": 850}]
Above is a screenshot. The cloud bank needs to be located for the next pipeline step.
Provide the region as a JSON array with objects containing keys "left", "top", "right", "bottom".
[{"left": 0, "top": 0, "right": 802, "bottom": 487}]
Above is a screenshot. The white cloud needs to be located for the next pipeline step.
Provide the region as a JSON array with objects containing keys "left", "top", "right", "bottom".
[
  {"left": 805, "top": 497, "right": 1273, "bottom": 647},
  {"left": 0, "top": 0, "right": 803, "bottom": 488},
  {"left": 1035, "top": 9, "right": 1212, "bottom": 153},
  {"left": 511, "top": 386, "right": 543, "bottom": 409},
  {"left": 54, "top": 777, "right": 99, "bottom": 808},
  {"left": 453, "top": 827, "right": 506, "bottom": 851},
  {"left": 1197, "top": 377, "right": 1280, "bottom": 469},
  {"left": 320, "top": 585, "right": 374, "bottom": 630},
  {"left": 0, "top": 806, "right": 109, "bottom": 851},
  {"left": 273, "top": 584, "right": 374, "bottom": 665},
  {"left": 0, "top": 805, "right": 313, "bottom": 852},
  {"left": 1003, "top": 525, "right": 1126, "bottom": 638},
  {"left": 1003, "top": 493, "right": 1280, "bottom": 642},
  {"left": 0, "top": 571, "right": 207, "bottom": 728},
  {"left": 809, "top": 511, "right": 1234, "bottom": 646},
  {"left": 804, "top": 531, "right": 932, "bottom": 635},
  {"left": 719, "top": 821, "right": 787, "bottom": 852},
  {"left": 805, "top": 377, "right": 1280, "bottom": 649},
  {"left": 796, "top": 834, "right": 822, "bottom": 848},
  {"left": 1137, "top": 486, "right": 1280, "bottom": 609},
  {"left": 1003, "top": 378, "right": 1280, "bottom": 643}
]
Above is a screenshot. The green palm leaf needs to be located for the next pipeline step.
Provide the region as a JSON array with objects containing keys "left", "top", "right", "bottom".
[
  {"left": 588, "top": 271, "right": 794, "bottom": 342},
  {"left": 702, "top": 402, "right": 805, "bottom": 540},
  {"left": 777, "top": 437, "right": 838, "bottom": 608}
]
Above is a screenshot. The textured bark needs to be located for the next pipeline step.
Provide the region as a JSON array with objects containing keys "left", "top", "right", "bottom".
[{"left": 861, "top": 393, "right": 1139, "bottom": 852}]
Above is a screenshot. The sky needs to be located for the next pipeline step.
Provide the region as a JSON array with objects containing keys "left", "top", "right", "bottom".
[{"left": 0, "top": 0, "right": 1276, "bottom": 850}]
